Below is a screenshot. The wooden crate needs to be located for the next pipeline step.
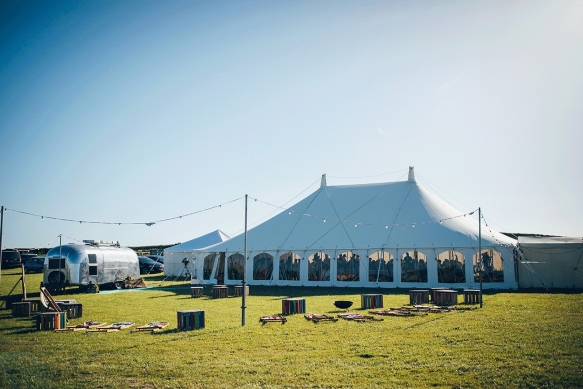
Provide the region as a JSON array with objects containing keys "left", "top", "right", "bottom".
[
  {"left": 211, "top": 285, "right": 228, "bottom": 299},
  {"left": 23, "top": 299, "right": 41, "bottom": 313},
  {"left": 282, "top": 298, "right": 306, "bottom": 315},
  {"left": 434, "top": 290, "right": 458, "bottom": 306},
  {"left": 177, "top": 310, "right": 205, "bottom": 330},
  {"left": 58, "top": 302, "right": 83, "bottom": 319},
  {"left": 3, "top": 295, "right": 22, "bottom": 310},
  {"left": 37, "top": 312, "right": 67, "bottom": 331},
  {"left": 233, "top": 285, "right": 249, "bottom": 297},
  {"left": 463, "top": 289, "right": 481, "bottom": 304},
  {"left": 361, "top": 294, "right": 383, "bottom": 309},
  {"left": 409, "top": 290, "right": 430, "bottom": 305},
  {"left": 190, "top": 287, "right": 203, "bottom": 298},
  {"left": 12, "top": 301, "right": 31, "bottom": 318}
]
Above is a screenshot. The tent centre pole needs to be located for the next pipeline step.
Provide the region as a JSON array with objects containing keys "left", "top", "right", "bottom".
[{"left": 242, "top": 194, "right": 248, "bottom": 326}]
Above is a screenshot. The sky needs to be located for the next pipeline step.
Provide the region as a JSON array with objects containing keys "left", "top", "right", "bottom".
[{"left": 0, "top": 0, "right": 582, "bottom": 249}]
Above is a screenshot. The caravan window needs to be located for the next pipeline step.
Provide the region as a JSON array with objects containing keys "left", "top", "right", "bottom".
[
  {"left": 473, "top": 250, "right": 504, "bottom": 282},
  {"left": 227, "top": 254, "right": 244, "bottom": 281},
  {"left": 48, "top": 258, "right": 66, "bottom": 269},
  {"left": 337, "top": 252, "right": 360, "bottom": 282},
  {"left": 401, "top": 250, "right": 428, "bottom": 282},
  {"left": 279, "top": 252, "right": 301, "bottom": 281},
  {"left": 369, "top": 251, "right": 393, "bottom": 282},
  {"left": 437, "top": 250, "right": 465, "bottom": 283},
  {"left": 253, "top": 253, "right": 273, "bottom": 280},
  {"left": 308, "top": 252, "right": 330, "bottom": 281}
]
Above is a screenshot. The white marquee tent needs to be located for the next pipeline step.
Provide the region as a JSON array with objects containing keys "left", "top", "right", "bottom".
[
  {"left": 190, "top": 168, "right": 519, "bottom": 289},
  {"left": 163, "top": 230, "right": 230, "bottom": 277},
  {"left": 517, "top": 236, "right": 583, "bottom": 289}
]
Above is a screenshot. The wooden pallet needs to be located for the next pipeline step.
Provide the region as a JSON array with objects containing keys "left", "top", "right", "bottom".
[
  {"left": 304, "top": 313, "right": 338, "bottom": 323},
  {"left": 259, "top": 315, "right": 287, "bottom": 324},
  {"left": 55, "top": 321, "right": 109, "bottom": 332},
  {"left": 131, "top": 322, "right": 168, "bottom": 333},
  {"left": 87, "top": 322, "right": 135, "bottom": 332},
  {"left": 369, "top": 309, "right": 428, "bottom": 317},
  {"left": 337, "top": 313, "right": 383, "bottom": 322}
]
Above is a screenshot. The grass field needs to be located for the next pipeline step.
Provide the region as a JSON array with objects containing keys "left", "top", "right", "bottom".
[{"left": 1, "top": 267, "right": 582, "bottom": 389}]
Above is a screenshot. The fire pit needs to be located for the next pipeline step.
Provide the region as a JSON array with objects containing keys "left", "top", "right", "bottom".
[{"left": 333, "top": 300, "right": 353, "bottom": 310}]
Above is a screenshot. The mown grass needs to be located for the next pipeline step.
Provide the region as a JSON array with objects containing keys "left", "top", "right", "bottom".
[{"left": 1, "top": 268, "right": 582, "bottom": 388}]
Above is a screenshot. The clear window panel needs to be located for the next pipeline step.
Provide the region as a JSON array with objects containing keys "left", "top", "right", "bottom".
[
  {"left": 368, "top": 251, "right": 393, "bottom": 282},
  {"left": 401, "top": 250, "right": 428, "bottom": 282},
  {"left": 337, "top": 252, "right": 360, "bottom": 282},
  {"left": 253, "top": 253, "right": 273, "bottom": 280},
  {"left": 473, "top": 250, "right": 504, "bottom": 282},
  {"left": 437, "top": 250, "right": 466, "bottom": 283},
  {"left": 308, "top": 252, "right": 330, "bottom": 281},
  {"left": 279, "top": 252, "right": 301, "bottom": 281}
]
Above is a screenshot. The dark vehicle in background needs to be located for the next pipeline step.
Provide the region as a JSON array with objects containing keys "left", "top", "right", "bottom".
[
  {"left": 24, "top": 256, "right": 45, "bottom": 273},
  {"left": 20, "top": 253, "right": 38, "bottom": 263},
  {"left": 1, "top": 249, "right": 21, "bottom": 269},
  {"left": 147, "top": 255, "right": 164, "bottom": 264},
  {"left": 138, "top": 256, "right": 164, "bottom": 274}
]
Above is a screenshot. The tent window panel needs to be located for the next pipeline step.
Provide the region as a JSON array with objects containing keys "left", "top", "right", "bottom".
[
  {"left": 473, "top": 250, "right": 504, "bottom": 283},
  {"left": 401, "top": 250, "right": 428, "bottom": 282},
  {"left": 308, "top": 252, "right": 330, "bottom": 281},
  {"left": 203, "top": 254, "right": 216, "bottom": 280},
  {"left": 369, "top": 251, "right": 393, "bottom": 282},
  {"left": 437, "top": 251, "right": 466, "bottom": 283},
  {"left": 279, "top": 252, "right": 301, "bottom": 281},
  {"left": 253, "top": 253, "right": 273, "bottom": 280},
  {"left": 227, "top": 254, "right": 245, "bottom": 281},
  {"left": 337, "top": 252, "right": 360, "bottom": 282}
]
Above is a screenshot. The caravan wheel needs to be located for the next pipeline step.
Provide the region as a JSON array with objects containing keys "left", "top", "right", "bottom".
[{"left": 114, "top": 281, "right": 123, "bottom": 290}]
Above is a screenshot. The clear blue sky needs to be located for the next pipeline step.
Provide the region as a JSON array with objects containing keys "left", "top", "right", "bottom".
[{"left": 1, "top": 0, "right": 582, "bottom": 249}]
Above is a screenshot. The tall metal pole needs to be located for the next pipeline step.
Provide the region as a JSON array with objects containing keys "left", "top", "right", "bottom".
[
  {"left": 479, "top": 207, "right": 483, "bottom": 308},
  {"left": 0, "top": 206, "right": 4, "bottom": 283},
  {"left": 242, "top": 194, "right": 248, "bottom": 326},
  {"left": 59, "top": 234, "right": 62, "bottom": 292}
]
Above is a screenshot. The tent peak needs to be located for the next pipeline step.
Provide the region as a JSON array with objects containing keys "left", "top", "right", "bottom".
[
  {"left": 408, "top": 166, "right": 416, "bottom": 182},
  {"left": 321, "top": 174, "right": 327, "bottom": 187}
]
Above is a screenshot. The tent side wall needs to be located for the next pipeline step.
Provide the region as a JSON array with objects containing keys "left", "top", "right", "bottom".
[
  {"left": 518, "top": 242, "right": 583, "bottom": 289},
  {"left": 192, "top": 244, "right": 518, "bottom": 289}
]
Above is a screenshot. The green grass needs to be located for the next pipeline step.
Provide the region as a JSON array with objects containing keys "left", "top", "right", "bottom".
[{"left": 1, "top": 268, "right": 582, "bottom": 388}]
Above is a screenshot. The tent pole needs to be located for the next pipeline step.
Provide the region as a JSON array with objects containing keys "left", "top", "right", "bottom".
[
  {"left": 0, "top": 206, "right": 4, "bottom": 284},
  {"left": 242, "top": 194, "right": 248, "bottom": 326},
  {"left": 479, "top": 207, "right": 483, "bottom": 308}
]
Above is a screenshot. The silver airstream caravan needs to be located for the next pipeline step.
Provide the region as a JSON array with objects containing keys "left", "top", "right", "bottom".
[{"left": 43, "top": 240, "right": 140, "bottom": 290}]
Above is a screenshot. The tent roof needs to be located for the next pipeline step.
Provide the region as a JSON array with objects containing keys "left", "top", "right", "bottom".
[
  {"left": 198, "top": 171, "right": 515, "bottom": 254},
  {"left": 518, "top": 236, "right": 583, "bottom": 246},
  {"left": 165, "top": 230, "right": 230, "bottom": 252}
]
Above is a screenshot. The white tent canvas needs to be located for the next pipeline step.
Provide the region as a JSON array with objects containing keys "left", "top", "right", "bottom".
[
  {"left": 164, "top": 230, "right": 230, "bottom": 277},
  {"left": 518, "top": 236, "right": 583, "bottom": 289},
  {"left": 191, "top": 168, "right": 518, "bottom": 289}
]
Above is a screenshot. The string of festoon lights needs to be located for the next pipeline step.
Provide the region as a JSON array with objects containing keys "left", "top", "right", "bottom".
[
  {"left": 4, "top": 196, "right": 244, "bottom": 226},
  {"left": 479, "top": 211, "right": 512, "bottom": 247},
  {"left": 6, "top": 195, "right": 506, "bottom": 245},
  {"left": 249, "top": 196, "right": 480, "bottom": 229}
]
